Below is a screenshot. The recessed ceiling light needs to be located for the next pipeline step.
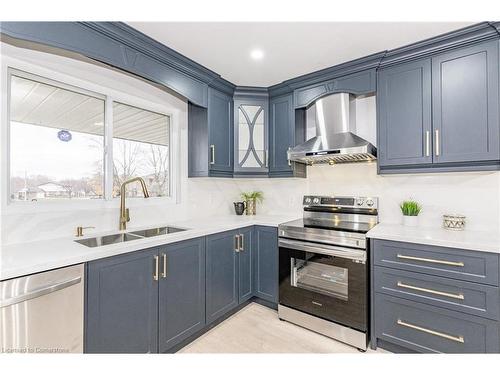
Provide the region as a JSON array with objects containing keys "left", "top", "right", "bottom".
[{"left": 250, "top": 49, "right": 264, "bottom": 60}]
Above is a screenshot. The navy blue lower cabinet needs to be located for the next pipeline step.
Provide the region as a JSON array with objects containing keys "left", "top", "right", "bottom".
[
  {"left": 85, "top": 248, "right": 159, "bottom": 353},
  {"left": 158, "top": 238, "right": 206, "bottom": 352},
  {"left": 205, "top": 230, "right": 239, "bottom": 324},
  {"left": 374, "top": 266, "right": 500, "bottom": 320},
  {"left": 371, "top": 239, "right": 500, "bottom": 353},
  {"left": 238, "top": 227, "right": 254, "bottom": 303},
  {"left": 374, "top": 294, "right": 500, "bottom": 353},
  {"left": 253, "top": 226, "right": 279, "bottom": 303},
  {"left": 373, "top": 239, "right": 499, "bottom": 286}
]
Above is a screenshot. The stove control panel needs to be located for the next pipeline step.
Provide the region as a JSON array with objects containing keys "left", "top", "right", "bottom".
[{"left": 303, "top": 195, "right": 378, "bottom": 209}]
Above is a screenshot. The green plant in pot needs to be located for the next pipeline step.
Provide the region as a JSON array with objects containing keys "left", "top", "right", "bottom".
[
  {"left": 240, "top": 191, "right": 264, "bottom": 216},
  {"left": 400, "top": 199, "right": 422, "bottom": 227}
]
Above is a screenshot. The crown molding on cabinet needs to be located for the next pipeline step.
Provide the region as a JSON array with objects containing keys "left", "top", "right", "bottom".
[
  {"left": 489, "top": 21, "right": 500, "bottom": 36},
  {"left": 378, "top": 21, "right": 499, "bottom": 68},
  {"left": 1, "top": 21, "right": 498, "bottom": 104},
  {"left": 233, "top": 86, "right": 269, "bottom": 99},
  {"left": 84, "top": 22, "right": 236, "bottom": 97},
  {"left": 0, "top": 21, "right": 235, "bottom": 107},
  {"left": 268, "top": 51, "right": 386, "bottom": 98}
]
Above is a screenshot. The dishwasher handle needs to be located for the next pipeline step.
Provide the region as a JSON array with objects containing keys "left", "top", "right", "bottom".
[{"left": 0, "top": 275, "right": 82, "bottom": 308}]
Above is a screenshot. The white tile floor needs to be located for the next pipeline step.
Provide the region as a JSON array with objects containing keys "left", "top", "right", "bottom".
[{"left": 179, "top": 303, "right": 387, "bottom": 353}]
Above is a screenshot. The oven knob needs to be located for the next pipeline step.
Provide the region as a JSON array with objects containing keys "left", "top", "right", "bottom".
[
  {"left": 313, "top": 197, "right": 320, "bottom": 204},
  {"left": 305, "top": 197, "right": 312, "bottom": 204},
  {"left": 366, "top": 199, "right": 374, "bottom": 207},
  {"left": 356, "top": 198, "right": 364, "bottom": 206}
]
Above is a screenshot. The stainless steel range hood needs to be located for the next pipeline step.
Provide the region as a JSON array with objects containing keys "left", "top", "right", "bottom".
[{"left": 288, "top": 93, "right": 377, "bottom": 165}]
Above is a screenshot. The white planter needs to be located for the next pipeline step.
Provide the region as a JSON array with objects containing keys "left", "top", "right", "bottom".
[{"left": 402, "top": 215, "right": 419, "bottom": 227}]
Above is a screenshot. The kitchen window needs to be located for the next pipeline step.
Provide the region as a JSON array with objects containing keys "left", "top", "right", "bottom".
[
  {"left": 7, "top": 69, "right": 173, "bottom": 203},
  {"left": 112, "top": 102, "right": 170, "bottom": 198},
  {"left": 9, "top": 73, "right": 105, "bottom": 202}
]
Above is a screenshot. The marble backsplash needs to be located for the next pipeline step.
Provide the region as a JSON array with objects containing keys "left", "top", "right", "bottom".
[{"left": 2, "top": 163, "right": 499, "bottom": 244}]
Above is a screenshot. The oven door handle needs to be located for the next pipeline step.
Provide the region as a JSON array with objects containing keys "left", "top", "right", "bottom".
[{"left": 279, "top": 238, "right": 366, "bottom": 262}]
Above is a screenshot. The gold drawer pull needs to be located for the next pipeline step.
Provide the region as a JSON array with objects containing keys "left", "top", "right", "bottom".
[
  {"left": 397, "top": 254, "right": 464, "bottom": 267},
  {"left": 397, "top": 281, "right": 464, "bottom": 300},
  {"left": 397, "top": 319, "right": 464, "bottom": 343}
]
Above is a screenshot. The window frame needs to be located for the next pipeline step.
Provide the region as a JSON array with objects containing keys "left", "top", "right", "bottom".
[
  {"left": 108, "top": 98, "right": 175, "bottom": 202},
  {"left": 2, "top": 60, "right": 179, "bottom": 214}
]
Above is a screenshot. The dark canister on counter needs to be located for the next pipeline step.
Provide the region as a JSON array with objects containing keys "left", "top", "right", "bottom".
[{"left": 233, "top": 201, "right": 246, "bottom": 215}]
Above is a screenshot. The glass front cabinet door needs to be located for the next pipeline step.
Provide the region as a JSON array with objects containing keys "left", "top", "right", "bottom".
[{"left": 233, "top": 97, "right": 269, "bottom": 175}]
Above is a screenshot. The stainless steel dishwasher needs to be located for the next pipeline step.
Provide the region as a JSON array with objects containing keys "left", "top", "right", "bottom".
[{"left": 0, "top": 263, "right": 84, "bottom": 353}]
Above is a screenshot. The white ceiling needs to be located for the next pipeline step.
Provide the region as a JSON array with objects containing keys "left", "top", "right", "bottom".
[{"left": 128, "top": 22, "right": 474, "bottom": 87}]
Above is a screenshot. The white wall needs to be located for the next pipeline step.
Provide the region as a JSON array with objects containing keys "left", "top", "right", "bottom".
[{"left": 1, "top": 42, "right": 499, "bottom": 245}]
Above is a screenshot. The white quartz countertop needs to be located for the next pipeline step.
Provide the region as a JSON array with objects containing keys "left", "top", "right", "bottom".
[
  {"left": 367, "top": 223, "right": 500, "bottom": 254},
  {"left": 0, "top": 214, "right": 298, "bottom": 281}
]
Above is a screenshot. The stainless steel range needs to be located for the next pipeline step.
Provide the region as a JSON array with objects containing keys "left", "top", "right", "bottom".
[{"left": 278, "top": 195, "right": 378, "bottom": 351}]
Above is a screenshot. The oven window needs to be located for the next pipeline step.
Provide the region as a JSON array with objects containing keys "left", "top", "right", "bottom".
[{"left": 292, "top": 255, "right": 348, "bottom": 300}]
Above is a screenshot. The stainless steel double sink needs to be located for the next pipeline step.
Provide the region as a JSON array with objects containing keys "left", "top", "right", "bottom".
[{"left": 75, "top": 226, "right": 187, "bottom": 248}]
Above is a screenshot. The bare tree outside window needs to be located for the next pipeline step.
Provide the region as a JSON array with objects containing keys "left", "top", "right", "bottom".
[{"left": 112, "top": 102, "right": 170, "bottom": 198}]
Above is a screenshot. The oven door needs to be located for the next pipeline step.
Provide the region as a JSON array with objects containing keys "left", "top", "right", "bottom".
[{"left": 279, "top": 238, "right": 367, "bottom": 331}]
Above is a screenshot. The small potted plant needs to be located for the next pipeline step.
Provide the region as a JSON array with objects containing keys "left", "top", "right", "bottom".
[
  {"left": 400, "top": 199, "right": 422, "bottom": 227},
  {"left": 240, "top": 191, "right": 264, "bottom": 216}
]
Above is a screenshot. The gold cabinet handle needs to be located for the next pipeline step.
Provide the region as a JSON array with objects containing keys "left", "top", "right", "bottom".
[
  {"left": 153, "top": 255, "right": 159, "bottom": 281},
  {"left": 425, "top": 131, "right": 430, "bottom": 157},
  {"left": 397, "top": 319, "right": 464, "bottom": 343},
  {"left": 396, "top": 254, "right": 464, "bottom": 267},
  {"left": 161, "top": 253, "right": 167, "bottom": 278},
  {"left": 210, "top": 145, "right": 215, "bottom": 165},
  {"left": 234, "top": 235, "right": 240, "bottom": 252},
  {"left": 397, "top": 281, "right": 464, "bottom": 300},
  {"left": 239, "top": 234, "right": 244, "bottom": 251},
  {"left": 435, "top": 129, "right": 440, "bottom": 156}
]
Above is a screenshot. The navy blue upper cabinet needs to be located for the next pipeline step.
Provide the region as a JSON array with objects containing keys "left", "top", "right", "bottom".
[
  {"left": 269, "top": 93, "right": 307, "bottom": 178},
  {"left": 208, "top": 88, "right": 234, "bottom": 175},
  {"left": 269, "top": 94, "right": 295, "bottom": 176},
  {"left": 205, "top": 230, "right": 239, "bottom": 324},
  {"left": 378, "top": 59, "right": 432, "bottom": 168},
  {"left": 158, "top": 238, "right": 206, "bottom": 353},
  {"left": 431, "top": 41, "right": 500, "bottom": 165},
  {"left": 378, "top": 40, "right": 500, "bottom": 174},
  {"left": 233, "top": 95, "right": 269, "bottom": 176},
  {"left": 294, "top": 69, "right": 376, "bottom": 108},
  {"left": 253, "top": 226, "right": 279, "bottom": 304},
  {"left": 85, "top": 248, "right": 159, "bottom": 353},
  {"left": 188, "top": 88, "right": 234, "bottom": 177}
]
